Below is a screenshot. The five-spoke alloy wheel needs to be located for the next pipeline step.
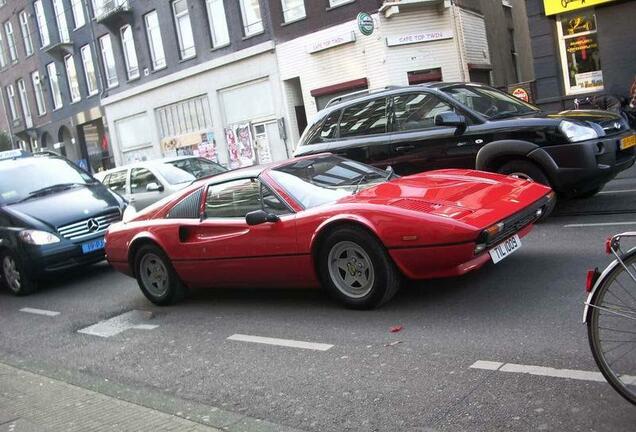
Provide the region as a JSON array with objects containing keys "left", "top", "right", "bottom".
[{"left": 134, "top": 244, "right": 187, "bottom": 305}]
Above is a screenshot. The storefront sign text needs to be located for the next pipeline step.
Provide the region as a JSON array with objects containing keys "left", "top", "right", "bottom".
[
  {"left": 308, "top": 32, "right": 356, "bottom": 54},
  {"left": 544, "top": 0, "right": 619, "bottom": 16},
  {"left": 386, "top": 30, "right": 453, "bottom": 47}
]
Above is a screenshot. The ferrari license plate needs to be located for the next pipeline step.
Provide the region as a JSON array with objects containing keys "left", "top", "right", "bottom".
[
  {"left": 81, "top": 238, "right": 105, "bottom": 254},
  {"left": 489, "top": 235, "right": 522, "bottom": 264},
  {"left": 620, "top": 134, "right": 636, "bottom": 150}
]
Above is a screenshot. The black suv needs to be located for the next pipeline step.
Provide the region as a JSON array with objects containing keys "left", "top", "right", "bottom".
[
  {"left": 0, "top": 150, "right": 126, "bottom": 295},
  {"left": 295, "top": 83, "right": 636, "bottom": 203}
]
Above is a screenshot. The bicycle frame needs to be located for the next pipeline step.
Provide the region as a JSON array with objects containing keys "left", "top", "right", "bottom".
[{"left": 583, "top": 232, "right": 636, "bottom": 323}]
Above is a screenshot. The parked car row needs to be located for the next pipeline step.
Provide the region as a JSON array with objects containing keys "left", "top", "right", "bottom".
[{"left": 1, "top": 82, "right": 634, "bottom": 308}]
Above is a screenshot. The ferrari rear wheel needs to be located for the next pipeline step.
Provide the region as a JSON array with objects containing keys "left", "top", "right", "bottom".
[
  {"left": 319, "top": 226, "right": 400, "bottom": 309},
  {"left": 134, "top": 244, "right": 187, "bottom": 306}
]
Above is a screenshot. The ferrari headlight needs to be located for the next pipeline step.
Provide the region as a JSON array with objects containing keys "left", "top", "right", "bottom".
[
  {"left": 559, "top": 120, "right": 598, "bottom": 142},
  {"left": 19, "top": 230, "right": 61, "bottom": 245}
]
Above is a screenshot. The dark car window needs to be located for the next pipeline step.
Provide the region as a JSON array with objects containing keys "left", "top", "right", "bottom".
[
  {"left": 393, "top": 93, "right": 455, "bottom": 131},
  {"left": 441, "top": 85, "right": 539, "bottom": 119},
  {"left": 205, "top": 178, "right": 261, "bottom": 218},
  {"left": 339, "top": 98, "right": 387, "bottom": 138},
  {"left": 131, "top": 168, "right": 161, "bottom": 194},
  {"left": 261, "top": 183, "right": 289, "bottom": 215},
  {"left": 320, "top": 111, "right": 341, "bottom": 140},
  {"left": 106, "top": 170, "right": 127, "bottom": 194}
]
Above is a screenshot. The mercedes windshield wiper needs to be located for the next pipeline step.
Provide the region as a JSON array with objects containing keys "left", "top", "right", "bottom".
[{"left": 17, "top": 183, "right": 84, "bottom": 202}]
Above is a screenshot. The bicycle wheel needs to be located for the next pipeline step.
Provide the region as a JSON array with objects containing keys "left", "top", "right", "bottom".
[{"left": 588, "top": 253, "right": 636, "bottom": 405}]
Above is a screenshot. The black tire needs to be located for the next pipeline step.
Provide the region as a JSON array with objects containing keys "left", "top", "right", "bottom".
[
  {"left": 0, "top": 250, "right": 38, "bottom": 296},
  {"left": 318, "top": 226, "right": 401, "bottom": 309},
  {"left": 497, "top": 160, "right": 556, "bottom": 221},
  {"left": 134, "top": 244, "right": 187, "bottom": 305},
  {"left": 587, "top": 253, "right": 636, "bottom": 405}
]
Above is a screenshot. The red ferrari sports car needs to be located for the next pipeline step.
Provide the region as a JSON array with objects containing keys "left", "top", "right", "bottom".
[{"left": 105, "top": 154, "right": 553, "bottom": 309}]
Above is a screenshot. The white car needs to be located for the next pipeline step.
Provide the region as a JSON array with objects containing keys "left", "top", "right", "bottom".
[{"left": 95, "top": 156, "right": 227, "bottom": 210}]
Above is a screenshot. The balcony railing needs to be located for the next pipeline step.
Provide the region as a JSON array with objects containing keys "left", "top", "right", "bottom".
[{"left": 94, "top": 0, "right": 131, "bottom": 24}]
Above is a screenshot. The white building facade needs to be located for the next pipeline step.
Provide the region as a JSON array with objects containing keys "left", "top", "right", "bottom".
[{"left": 276, "top": 1, "right": 492, "bottom": 145}]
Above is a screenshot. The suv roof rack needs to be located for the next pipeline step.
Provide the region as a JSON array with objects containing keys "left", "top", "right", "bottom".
[{"left": 324, "top": 85, "right": 406, "bottom": 109}]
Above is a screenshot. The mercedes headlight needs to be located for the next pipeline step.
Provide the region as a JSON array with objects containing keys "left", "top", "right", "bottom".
[
  {"left": 559, "top": 120, "right": 598, "bottom": 142},
  {"left": 19, "top": 230, "right": 61, "bottom": 245}
]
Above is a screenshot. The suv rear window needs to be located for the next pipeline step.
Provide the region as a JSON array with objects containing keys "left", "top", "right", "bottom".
[{"left": 339, "top": 98, "right": 387, "bottom": 138}]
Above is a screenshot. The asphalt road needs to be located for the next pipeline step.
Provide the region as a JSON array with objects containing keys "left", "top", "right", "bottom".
[{"left": 3, "top": 168, "right": 636, "bottom": 431}]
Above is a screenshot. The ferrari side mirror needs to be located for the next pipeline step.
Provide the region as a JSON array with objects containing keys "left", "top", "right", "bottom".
[{"left": 246, "top": 210, "right": 280, "bottom": 226}]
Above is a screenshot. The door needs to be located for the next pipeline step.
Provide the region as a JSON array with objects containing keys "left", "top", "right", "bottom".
[
  {"left": 129, "top": 167, "right": 167, "bottom": 210},
  {"left": 17, "top": 79, "right": 32, "bottom": 129},
  {"left": 171, "top": 177, "right": 301, "bottom": 287},
  {"left": 331, "top": 97, "right": 393, "bottom": 170},
  {"left": 389, "top": 92, "right": 479, "bottom": 175}
]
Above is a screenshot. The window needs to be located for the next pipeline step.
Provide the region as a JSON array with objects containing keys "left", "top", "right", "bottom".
[
  {"left": 64, "top": 55, "right": 81, "bottom": 102},
  {"left": 115, "top": 113, "right": 153, "bottom": 150},
  {"left": 329, "top": 0, "right": 351, "bottom": 7},
  {"left": 31, "top": 71, "right": 46, "bottom": 115},
  {"left": 52, "top": 0, "right": 70, "bottom": 43},
  {"left": 19, "top": 11, "right": 33, "bottom": 56},
  {"left": 34, "top": 0, "right": 49, "bottom": 47},
  {"left": 47, "top": 62, "right": 63, "bottom": 109},
  {"left": 71, "top": 0, "right": 85, "bottom": 28},
  {"left": 99, "top": 34, "right": 118, "bottom": 88},
  {"left": 17, "top": 79, "right": 32, "bottom": 126},
  {"left": 103, "top": 170, "right": 127, "bottom": 193},
  {"left": 281, "top": 0, "right": 305, "bottom": 23},
  {"left": 172, "top": 0, "right": 196, "bottom": 59},
  {"left": 338, "top": 98, "right": 388, "bottom": 138},
  {"left": 205, "top": 0, "right": 229, "bottom": 47},
  {"left": 4, "top": 21, "right": 17, "bottom": 62},
  {"left": 0, "top": 31, "right": 7, "bottom": 68},
  {"left": 155, "top": 95, "right": 213, "bottom": 139},
  {"left": 167, "top": 158, "right": 226, "bottom": 178},
  {"left": 205, "top": 178, "right": 263, "bottom": 218},
  {"left": 131, "top": 168, "right": 161, "bottom": 194},
  {"left": 6, "top": 85, "right": 18, "bottom": 120},
  {"left": 144, "top": 11, "right": 166, "bottom": 70},
  {"left": 319, "top": 111, "right": 340, "bottom": 141},
  {"left": 392, "top": 94, "right": 454, "bottom": 131},
  {"left": 80, "top": 45, "right": 98, "bottom": 96},
  {"left": 557, "top": 11, "right": 603, "bottom": 95},
  {"left": 120, "top": 25, "right": 139, "bottom": 79},
  {"left": 239, "top": 0, "right": 263, "bottom": 36}
]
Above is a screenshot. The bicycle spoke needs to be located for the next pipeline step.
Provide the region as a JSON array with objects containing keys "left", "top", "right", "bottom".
[
  {"left": 599, "top": 327, "right": 636, "bottom": 335},
  {"left": 608, "top": 343, "right": 636, "bottom": 368},
  {"left": 614, "top": 278, "right": 636, "bottom": 305}
]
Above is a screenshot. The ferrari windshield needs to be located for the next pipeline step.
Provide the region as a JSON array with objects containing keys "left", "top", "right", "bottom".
[
  {"left": 440, "top": 85, "right": 540, "bottom": 119},
  {"left": 270, "top": 155, "right": 389, "bottom": 209}
]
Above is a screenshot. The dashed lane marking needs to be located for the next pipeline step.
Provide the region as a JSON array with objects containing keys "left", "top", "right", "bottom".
[
  {"left": 19, "top": 308, "right": 60, "bottom": 317},
  {"left": 598, "top": 189, "right": 636, "bottom": 195},
  {"left": 78, "top": 310, "right": 158, "bottom": 338},
  {"left": 227, "top": 334, "right": 334, "bottom": 351},
  {"left": 564, "top": 221, "right": 636, "bottom": 228},
  {"left": 470, "top": 360, "right": 636, "bottom": 384}
]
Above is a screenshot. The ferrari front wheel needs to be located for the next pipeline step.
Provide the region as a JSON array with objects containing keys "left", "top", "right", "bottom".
[
  {"left": 319, "top": 226, "right": 400, "bottom": 309},
  {"left": 134, "top": 244, "right": 187, "bottom": 306}
]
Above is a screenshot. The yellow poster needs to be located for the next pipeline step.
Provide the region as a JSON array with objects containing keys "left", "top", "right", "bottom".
[{"left": 544, "top": 0, "right": 619, "bottom": 16}]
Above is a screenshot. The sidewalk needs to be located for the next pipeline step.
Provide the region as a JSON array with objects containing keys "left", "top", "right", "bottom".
[{"left": 0, "top": 362, "right": 221, "bottom": 432}]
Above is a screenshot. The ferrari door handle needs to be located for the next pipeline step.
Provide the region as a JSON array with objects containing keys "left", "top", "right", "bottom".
[{"left": 395, "top": 145, "right": 415, "bottom": 152}]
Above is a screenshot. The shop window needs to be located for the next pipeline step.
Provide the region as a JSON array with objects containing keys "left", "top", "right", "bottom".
[
  {"left": 99, "top": 34, "right": 118, "bottom": 88},
  {"left": 120, "top": 25, "right": 139, "bottom": 80},
  {"left": 33, "top": 0, "right": 49, "bottom": 47},
  {"left": 281, "top": 0, "right": 306, "bottom": 23},
  {"left": 145, "top": 11, "right": 166, "bottom": 70},
  {"left": 19, "top": 11, "right": 33, "bottom": 56},
  {"left": 46, "top": 62, "right": 63, "bottom": 110},
  {"left": 393, "top": 94, "right": 454, "bottom": 132},
  {"left": 206, "top": 0, "right": 230, "bottom": 48},
  {"left": 407, "top": 68, "right": 442, "bottom": 85},
  {"left": 172, "top": 0, "right": 196, "bottom": 59},
  {"left": 239, "top": 0, "right": 263, "bottom": 36},
  {"left": 557, "top": 11, "right": 603, "bottom": 95},
  {"left": 155, "top": 95, "right": 213, "bottom": 139},
  {"left": 338, "top": 98, "right": 388, "bottom": 138}
]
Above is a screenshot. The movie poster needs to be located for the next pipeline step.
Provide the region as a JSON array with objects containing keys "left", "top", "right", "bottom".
[
  {"left": 225, "top": 127, "right": 240, "bottom": 169},
  {"left": 235, "top": 123, "right": 256, "bottom": 167}
]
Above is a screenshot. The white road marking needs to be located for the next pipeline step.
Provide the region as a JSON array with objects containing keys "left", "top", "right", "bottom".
[
  {"left": 19, "top": 307, "right": 60, "bottom": 317},
  {"left": 227, "top": 334, "right": 334, "bottom": 351},
  {"left": 470, "top": 360, "right": 636, "bottom": 384},
  {"left": 564, "top": 221, "right": 636, "bottom": 228},
  {"left": 78, "top": 310, "right": 158, "bottom": 338},
  {"left": 598, "top": 189, "right": 636, "bottom": 195}
]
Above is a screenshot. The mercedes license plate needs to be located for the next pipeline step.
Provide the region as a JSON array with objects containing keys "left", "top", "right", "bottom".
[{"left": 81, "top": 238, "right": 105, "bottom": 254}]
